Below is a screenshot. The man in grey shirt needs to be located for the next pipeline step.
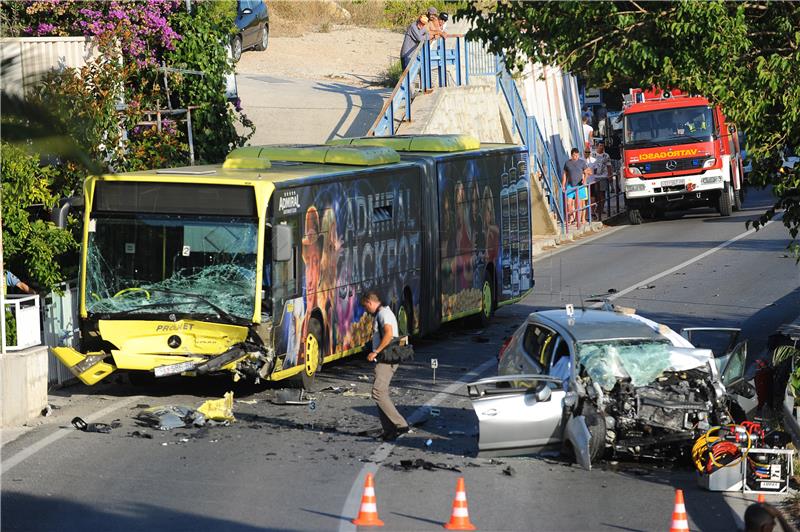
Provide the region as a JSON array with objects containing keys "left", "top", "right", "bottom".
[
  {"left": 562, "top": 147, "right": 590, "bottom": 224},
  {"left": 400, "top": 15, "right": 429, "bottom": 70}
]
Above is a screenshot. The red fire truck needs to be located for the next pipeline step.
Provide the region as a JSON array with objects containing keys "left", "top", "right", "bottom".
[{"left": 621, "top": 88, "right": 745, "bottom": 224}]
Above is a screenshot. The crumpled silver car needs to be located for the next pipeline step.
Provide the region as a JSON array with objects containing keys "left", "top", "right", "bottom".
[{"left": 467, "top": 308, "right": 749, "bottom": 469}]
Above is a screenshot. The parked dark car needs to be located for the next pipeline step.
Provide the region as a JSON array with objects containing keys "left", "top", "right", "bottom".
[{"left": 233, "top": 0, "right": 269, "bottom": 62}]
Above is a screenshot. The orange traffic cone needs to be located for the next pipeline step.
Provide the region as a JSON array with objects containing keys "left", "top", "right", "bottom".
[
  {"left": 757, "top": 494, "right": 766, "bottom": 503},
  {"left": 352, "top": 473, "right": 384, "bottom": 527},
  {"left": 443, "top": 477, "right": 477, "bottom": 530},
  {"left": 669, "top": 489, "right": 689, "bottom": 532}
]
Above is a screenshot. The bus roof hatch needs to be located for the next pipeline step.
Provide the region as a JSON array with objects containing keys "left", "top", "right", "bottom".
[
  {"left": 223, "top": 146, "right": 272, "bottom": 170},
  {"left": 227, "top": 144, "right": 400, "bottom": 167},
  {"left": 328, "top": 134, "right": 481, "bottom": 152}
]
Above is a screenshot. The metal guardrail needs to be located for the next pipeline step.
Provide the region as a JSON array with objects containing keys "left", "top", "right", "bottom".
[
  {"left": 368, "top": 37, "right": 571, "bottom": 233},
  {"left": 369, "top": 35, "right": 467, "bottom": 137}
]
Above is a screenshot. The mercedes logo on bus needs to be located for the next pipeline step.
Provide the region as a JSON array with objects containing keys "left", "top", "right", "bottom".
[
  {"left": 665, "top": 160, "right": 678, "bottom": 171},
  {"left": 168, "top": 335, "right": 182, "bottom": 349}
]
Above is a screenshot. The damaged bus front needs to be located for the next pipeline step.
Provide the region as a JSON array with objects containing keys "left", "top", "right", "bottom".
[{"left": 53, "top": 173, "right": 277, "bottom": 385}]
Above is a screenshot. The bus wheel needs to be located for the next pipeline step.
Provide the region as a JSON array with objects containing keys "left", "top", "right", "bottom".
[
  {"left": 476, "top": 274, "right": 495, "bottom": 327},
  {"left": 628, "top": 209, "right": 643, "bottom": 225},
  {"left": 397, "top": 296, "right": 413, "bottom": 337},
  {"left": 301, "top": 318, "right": 323, "bottom": 391},
  {"left": 733, "top": 186, "right": 743, "bottom": 211}
]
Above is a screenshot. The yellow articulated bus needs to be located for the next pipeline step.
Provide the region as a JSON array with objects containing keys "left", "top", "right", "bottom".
[{"left": 53, "top": 135, "right": 534, "bottom": 388}]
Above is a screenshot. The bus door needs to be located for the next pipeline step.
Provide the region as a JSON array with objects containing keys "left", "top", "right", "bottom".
[{"left": 270, "top": 189, "right": 303, "bottom": 371}]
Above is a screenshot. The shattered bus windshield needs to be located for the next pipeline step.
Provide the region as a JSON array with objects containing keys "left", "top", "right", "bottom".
[
  {"left": 624, "top": 106, "right": 715, "bottom": 147},
  {"left": 85, "top": 215, "right": 258, "bottom": 321}
]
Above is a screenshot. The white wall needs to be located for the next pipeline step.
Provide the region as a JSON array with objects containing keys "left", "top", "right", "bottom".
[{"left": 520, "top": 63, "right": 583, "bottom": 171}]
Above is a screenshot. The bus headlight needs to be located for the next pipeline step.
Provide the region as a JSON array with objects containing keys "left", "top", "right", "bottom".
[
  {"left": 702, "top": 158, "right": 717, "bottom": 168},
  {"left": 701, "top": 175, "right": 722, "bottom": 185},
  {"left": 626, "top": 184, "right": 646, "bottom": 193},
  {"left": 628, "top": 166, "right": 642, "bottom": 175}
]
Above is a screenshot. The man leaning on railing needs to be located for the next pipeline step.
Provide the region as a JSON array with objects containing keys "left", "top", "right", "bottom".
[{"left": 400, "top": 14, "right": 430, "bottom": 71}]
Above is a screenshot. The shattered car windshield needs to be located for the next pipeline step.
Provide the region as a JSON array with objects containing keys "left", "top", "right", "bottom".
[
  {"left": 85, "top": 215, "right": 258, "bottom": 321},
  {"left": 576, "top": 340, "right": 673, "bottom": 391}
]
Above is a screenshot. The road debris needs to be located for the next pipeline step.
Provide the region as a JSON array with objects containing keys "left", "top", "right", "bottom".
[
  {"left": 272, "top": 389, "right": 312, "bottom": 405},
  {"left": 197, "top": 391, "right": 235, "bottom": 422},
  {"left": 502, "top": 465, "right": 516, "bottom": 477},
  {"left": 390, "top": 459, "right": 462, "bottom": 473},
  {"left": 41, "top": 405, "right": 52, "bottom": 417},
  {"left": 358, "top": 374, "right": 370, "bottom": 381},
  {"left": 236, "top": 399, "right": 258, "bottom": 405},
  {"left": 128, "top": 430, "right": 153, "bottom": 439},
  {"left": 136, "top": 405, "right": 206, "bottom": 430},
  {"left": 343, "top": 389, "right": 371, "bottom": 398},
  {"left": 425, "top": 438, "right": 433, "bottom": 447},
  {"left": 71, "top": 416, "right": 112, "bottom": 434}
]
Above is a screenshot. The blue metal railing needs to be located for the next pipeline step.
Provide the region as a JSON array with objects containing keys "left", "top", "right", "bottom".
[
  {"left": 369, "top": 35, "right": 466, "bottom": 137},
  {"left": 368, "top": 37, "right": 568, "bottom": 231}
]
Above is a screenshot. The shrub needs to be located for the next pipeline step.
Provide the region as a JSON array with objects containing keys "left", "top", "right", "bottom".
[
  {"left": 380, "top": 59, "right": 404, "bottom": 87},
  {"left": 0, "top": 142, "right": 77, "bottom": 292}
]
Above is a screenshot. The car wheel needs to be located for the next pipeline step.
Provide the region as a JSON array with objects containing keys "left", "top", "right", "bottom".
[
  {"left": 584, "top": 406, "right": 607, "bottom": 462},
  {"left": 254, "top": 24, "right": 269, "bottom": 51},
  {"left": 300, "top": 318, "right": 323, "bottom": 391},
  {"left": 628, "top": 208, "right": 643, "bottom": 225},
  {"left": 231, "top": 35, "right": 243, "bottom": 62},
  {"left": 718, "top": 181, "right": 733, "bottom": 217}
]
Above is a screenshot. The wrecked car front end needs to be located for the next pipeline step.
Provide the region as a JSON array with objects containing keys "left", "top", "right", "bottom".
[{"left": 578, "top": 342, "right": 730, "bottom": 460}]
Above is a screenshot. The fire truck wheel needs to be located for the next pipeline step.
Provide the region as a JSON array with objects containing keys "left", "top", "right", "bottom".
[
  {"left": 628, "top": 209, "right": 643, "bottom": 225},
  {"left": 718, "top": 182, "right": 733, "bottom": 217}
]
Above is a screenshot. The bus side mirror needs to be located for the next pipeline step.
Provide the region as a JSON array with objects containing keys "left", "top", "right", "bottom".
[
  {"left": 273, "top": 224, "right": 293, "bottom": 262},
  {"left": 51, "top": 196, "right": 84, "bottom": 229}
]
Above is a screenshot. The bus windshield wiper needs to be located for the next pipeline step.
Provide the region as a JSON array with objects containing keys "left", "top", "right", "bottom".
[{"left": 147, "top": 288, "right": 246, "bottom": 326}]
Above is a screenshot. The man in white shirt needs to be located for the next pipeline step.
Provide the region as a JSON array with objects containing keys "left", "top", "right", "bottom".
[
  {"left": 362, "top": 290, "right": 409, "bottom": 441},
  {"left": 582, "top": 115, "right": 594, "bottom": 151}
]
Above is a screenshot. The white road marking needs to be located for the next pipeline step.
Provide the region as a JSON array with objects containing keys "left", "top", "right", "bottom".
[
  {"left": 590, "top": 218, "right": 776, "bottom": 308},
  {"left": 338, "top": 358, "right": 497, "bottom": 532},
  {"left": 2, "top": 395, "right": 144, "bottom": 474}
]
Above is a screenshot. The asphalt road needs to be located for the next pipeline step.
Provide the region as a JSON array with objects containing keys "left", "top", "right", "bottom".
[{"left": 2, "top": 187, "right": 798, "bottom": 532}]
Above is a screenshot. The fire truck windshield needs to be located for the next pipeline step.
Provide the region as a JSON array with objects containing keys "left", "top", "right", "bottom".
[{"left": 624, "top": 106, "right": 714, "bottom": 148}]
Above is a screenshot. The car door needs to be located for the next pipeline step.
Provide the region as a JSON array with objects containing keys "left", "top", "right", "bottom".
[
  {"left": 505, "top": 321, "right": 557, "bottom": 375},
  {"left": 681, "top": 327, "right": 741, "bottom": 374},
  {"left": 237, "top": 0, "right": 258, "bottom": 48},
  {"left": 719, "top": 340, "right": 747, "bottom": 387},
  {"left": 467, "top": 374, "right": 566, "bottom": 455}
]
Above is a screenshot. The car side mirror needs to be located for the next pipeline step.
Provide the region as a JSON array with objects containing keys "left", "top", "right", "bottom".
[
  {"left": 273, "top": 224, "right": 293, "bottom": 262},
  {"left": 536, "top": 385, "right": 552, "bottom": 402}
]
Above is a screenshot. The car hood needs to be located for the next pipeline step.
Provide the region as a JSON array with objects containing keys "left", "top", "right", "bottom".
[{"left": 578, "top": 344, "right": 713, "bottom": 391}]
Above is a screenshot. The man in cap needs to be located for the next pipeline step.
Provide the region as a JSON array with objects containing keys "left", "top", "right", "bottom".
[
  {"left": 426, "top": 7, "right": 445, "bottom": 39},
  {"left": 399, "top": 14, "right": 430, "bottom": 71}
]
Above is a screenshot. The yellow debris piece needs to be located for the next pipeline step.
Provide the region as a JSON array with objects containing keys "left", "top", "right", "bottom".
[{"left": 197, "top": 391, "right": 235, "bottom": 422}]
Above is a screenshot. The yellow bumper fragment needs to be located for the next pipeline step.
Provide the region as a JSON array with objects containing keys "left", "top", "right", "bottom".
[{"left": 51, "top": 347, "right": 116, "bottom": 385}]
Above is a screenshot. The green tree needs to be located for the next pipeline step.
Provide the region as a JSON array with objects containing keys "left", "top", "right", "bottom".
[
  {"left": 459, "top": 1, "right": 800, "bottom": 249},
  {"left": 1, "top": 142, "right": 77, "bottom": 291}
]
